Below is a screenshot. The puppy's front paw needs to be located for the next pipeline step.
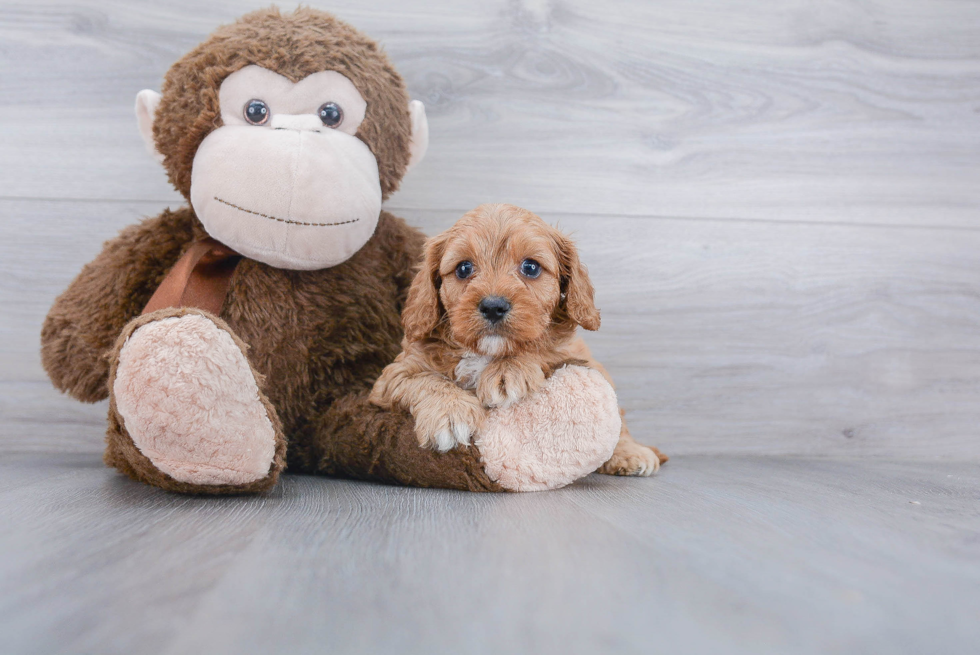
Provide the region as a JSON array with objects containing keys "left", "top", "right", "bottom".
[
  {"left": 477, "top": 362, "right": 546, "bottom": 409},
  {"left": 598, "top": 441, "right": 661, "bottom": 477},
  {"left": 413, "top": 393, "right": 487, "bottom": 452}
]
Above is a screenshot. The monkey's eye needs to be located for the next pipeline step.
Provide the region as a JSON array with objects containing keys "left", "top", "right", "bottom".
[
  {"left": 243, "top": 99, "right": 270, "bottom": 125},
  {"left": 520, "top": 259, "right": 542, "bottom": 279},
  {"left": 455, "top": 261, "right": 474, "bottom": 279},
  {"left": 318, "top": 102, "right": 344, "bottom": 128}
]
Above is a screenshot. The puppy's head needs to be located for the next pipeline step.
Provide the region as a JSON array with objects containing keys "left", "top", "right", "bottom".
[{"left": 402, "top": 203, "right": 600, "bottom": 355}]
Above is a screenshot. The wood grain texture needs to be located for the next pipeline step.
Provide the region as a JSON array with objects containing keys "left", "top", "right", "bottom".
[
  {"left": 0, "top": 0, "right": 978, "bottom": 225},
  {"left": 0, "top": 454, "right": 977, "bottom": 655}
]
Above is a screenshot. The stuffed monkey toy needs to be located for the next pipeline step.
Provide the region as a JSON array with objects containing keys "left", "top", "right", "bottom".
[{"left": 40, "top": 7, "right": 657, "bottom": 494}]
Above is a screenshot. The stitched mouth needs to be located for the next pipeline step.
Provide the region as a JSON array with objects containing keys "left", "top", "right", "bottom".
[{"left": 214, "top": 196, "right": 360, "bottom": 227}]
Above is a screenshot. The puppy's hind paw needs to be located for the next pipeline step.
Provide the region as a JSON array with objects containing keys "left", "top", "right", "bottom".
[{"left": 598, "top": 442, "right": 662, "bottom": 477}]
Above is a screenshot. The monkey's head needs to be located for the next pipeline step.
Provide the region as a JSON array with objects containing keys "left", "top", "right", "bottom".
[{"left": 135, "top": 7, "right": 428, "bottom": 270}]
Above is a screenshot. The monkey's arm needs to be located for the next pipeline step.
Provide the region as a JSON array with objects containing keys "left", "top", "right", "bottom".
[
  {"left": 40, "top": 208, "right": 196, "bottom": 402},
  {"left": 304, "top": 390, "right": 503, "bottom": 491}
]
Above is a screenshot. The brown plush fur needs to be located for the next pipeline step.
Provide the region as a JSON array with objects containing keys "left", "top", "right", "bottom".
[
  {"left": 40, "top": 8, "right": 503, "bottom": 493},
  {"left": 371, "top": 204, "right": 667, "bottom": 474}
]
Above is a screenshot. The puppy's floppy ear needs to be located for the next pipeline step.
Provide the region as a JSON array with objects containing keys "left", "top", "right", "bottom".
[
  {"left": 553, "top": 230, "right": 601, "bottom": 331},
  {"left": 402, "top": 232, "right": 449, "bottom": 341}
]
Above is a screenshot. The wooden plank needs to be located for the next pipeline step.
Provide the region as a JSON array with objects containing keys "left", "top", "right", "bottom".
[
  {"left": 0, "top": 453, "right": 281, "bottom": 655},
  {"left": 3, "top": 199, "right": 980, "bottom": 460},
  {"left": 0, "top": 454, "right": 976, "bottom": 654},
  {"left": 0, "top": 1, "right": 977, "bottom": 225}
]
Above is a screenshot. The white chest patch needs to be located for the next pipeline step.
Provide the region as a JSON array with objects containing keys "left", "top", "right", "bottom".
[
  {"left": 454, "top": 352, "right": 492, "bottom": 390},
  {"left": 478, "top": 335, "right": 506, "bottom": 356}
]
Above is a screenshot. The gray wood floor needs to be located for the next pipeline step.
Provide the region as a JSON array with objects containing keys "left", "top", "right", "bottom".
[
  {"left": 1, "top": 1, "right": 978, "bottom": 653},
  {"left": 2, "top": 454, "right": 978, "bottom": 655}
]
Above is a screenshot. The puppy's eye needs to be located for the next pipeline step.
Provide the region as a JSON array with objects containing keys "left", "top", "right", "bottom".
[
  {"left": 244, "top": 99, "right": 270, "bottom": 125},
  {"left": 520, "top": 259, "right": 542, "bottom": 279},
  {"left": 318, "top": 102, "right": 344, "bottom": 128},
  {"left": 455, "top": 261, "right": 474, "bottom": 279}
]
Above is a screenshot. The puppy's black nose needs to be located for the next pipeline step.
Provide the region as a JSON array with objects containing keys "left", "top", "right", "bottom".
[{"left": 479, "top": 296, "right": 511, "bottom": 324}]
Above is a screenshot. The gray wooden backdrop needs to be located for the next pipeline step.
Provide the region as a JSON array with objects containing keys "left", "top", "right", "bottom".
[
  {"left": 3, "top": 0, "right": 979, "bottom": 460},
  {"left": 1, "top": 1, "right": 978, "bottom": 654}
]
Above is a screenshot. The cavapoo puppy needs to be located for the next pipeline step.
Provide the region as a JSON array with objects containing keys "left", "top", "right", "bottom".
[{"left": 369, "top": 203, "right": 665, "bottom": 476}]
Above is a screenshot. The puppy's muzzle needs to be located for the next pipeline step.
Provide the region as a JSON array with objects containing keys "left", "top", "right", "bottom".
[{"left": 479, "top": 296, "right": 511, "bottom": 324}]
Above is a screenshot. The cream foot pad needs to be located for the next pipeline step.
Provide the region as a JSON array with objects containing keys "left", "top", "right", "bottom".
[
  {"left": 113, "top": 313, "right": 277, "bottom": 486},
  {"left": 477, "top": 365, "right": 622, "bottom": 492}
]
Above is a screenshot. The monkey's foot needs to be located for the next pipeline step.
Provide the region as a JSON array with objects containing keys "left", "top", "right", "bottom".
[
  {"left": 113, "top": 312, "right": 279, "bottom": 486},
  {"left": 476, "top": 365, "right": 621, "bottom": 492}
]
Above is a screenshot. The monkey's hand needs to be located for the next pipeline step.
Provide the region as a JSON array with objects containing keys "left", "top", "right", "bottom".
[
  {"left": 477, "top": 359, "right": 547, "bottom": 409},
  {"left": 41, "top": 209, "right": 194, "bottom": 403}
]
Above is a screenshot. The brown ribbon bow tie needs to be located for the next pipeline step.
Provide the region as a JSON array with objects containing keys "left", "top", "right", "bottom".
[{"left": 143, "top": 238, "right": 242, "bottom": 316}]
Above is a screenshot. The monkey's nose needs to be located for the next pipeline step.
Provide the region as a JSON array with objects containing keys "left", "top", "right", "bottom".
[
  {"left": 479, "top": 296, "right": 511, "bottom": 324},
  {"left": 270, "top": 114, "right": 324, "bottom": 132}
]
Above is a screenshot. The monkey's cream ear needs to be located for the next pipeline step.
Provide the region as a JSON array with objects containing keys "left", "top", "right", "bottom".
[
  {"left": 135, "top": 89, "right": 165, "bottom": 164},
  {"left": 406, "top": 100, "right": 428, "bottom": 171}
]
